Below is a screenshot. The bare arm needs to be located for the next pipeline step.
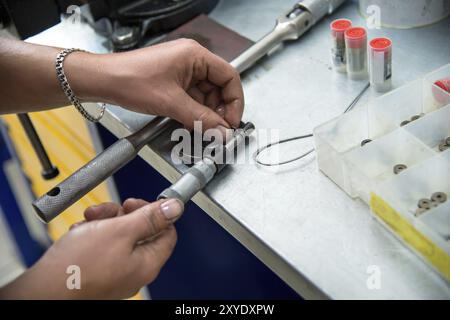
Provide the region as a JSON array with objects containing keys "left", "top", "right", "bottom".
[
  {"left": 0, "top": 37, "right": 244, "bottom": 130},
  {"left": 0, "top": 38, "right": 95, "bottom": 113}
]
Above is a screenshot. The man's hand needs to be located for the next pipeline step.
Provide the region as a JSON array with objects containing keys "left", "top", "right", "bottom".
[
  {"left": 0, "top": 38, "right": 244, "bottom": 129},
  {"left": 67, "top": 39, "right": 245, "bottom": 131},
  {"left": 0, "top": 198, "right": 183, "bottom": 300}
]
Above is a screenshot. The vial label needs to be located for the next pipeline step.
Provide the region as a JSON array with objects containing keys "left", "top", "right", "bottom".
[
  {"left": 371, "top": 51, "right": 391, "bottom": 84},
  {"left": 372, "top": 51, "right": 384, "bottom": 82},
  {"left": 331, "top": 38, "right": 346, "bottom": 67},
  {"left": 347, "top": 48, "right": 367, "bottom": 73}
]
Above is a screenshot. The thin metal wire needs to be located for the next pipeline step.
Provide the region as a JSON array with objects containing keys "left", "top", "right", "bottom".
[
  {"left": 255, "top": 83, "right": 370, "bottom": 166},
  {"left": 344, "top": 82, "right": 371, "bottom": 113},
  {"left": 255, "top": 134, "right": 314, "bottom": 167}
]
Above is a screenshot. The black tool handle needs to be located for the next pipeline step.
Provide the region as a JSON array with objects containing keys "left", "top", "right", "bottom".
[{"left": 18, "top": 113, "right": 59, "bottom": 180}]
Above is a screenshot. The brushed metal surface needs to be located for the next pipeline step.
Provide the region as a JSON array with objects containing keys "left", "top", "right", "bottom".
[{"left": 27, "top": 0, "right": 450, "bottom": 298}]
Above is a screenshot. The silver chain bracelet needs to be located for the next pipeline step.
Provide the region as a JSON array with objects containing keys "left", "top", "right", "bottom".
[{"left": 55, "top": 48, "right": 105, "bottom": 122}]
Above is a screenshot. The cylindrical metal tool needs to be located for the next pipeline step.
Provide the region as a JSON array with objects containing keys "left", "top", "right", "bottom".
[
  {"left": 231, "top": 0, "right": 347, "bottom": 73},
  {"left": 158, "top": 157, "right": 217, "bottom": 203},
  {"left": 158, "top": 122, "right": 255, "bottom": 204},
  {"left": 32, "top": 116, "right": 172, "bottom": 222}
]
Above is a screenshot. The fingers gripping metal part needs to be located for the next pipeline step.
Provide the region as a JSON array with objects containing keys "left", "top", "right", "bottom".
[
  {"left": 158, "top": 158, "right": 217, "bottom": 203},
  {"left": 158, "top": 122, "right": 255, "bottom": 204},
  {"left": 214, "top": 122, "right": 255, "bottom": 172}
]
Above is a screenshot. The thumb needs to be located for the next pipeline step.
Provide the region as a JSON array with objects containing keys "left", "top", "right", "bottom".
[
  {"left": 120, "top": 199, "right": 184, "bottom": 243},
  {"left": 174, "top": 90, "right": 230, "bottom": 131}
]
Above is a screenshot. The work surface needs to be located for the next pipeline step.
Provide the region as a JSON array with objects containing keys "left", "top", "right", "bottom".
[{"left": 28, "top": 0, "right": 450, "bottom": 299}]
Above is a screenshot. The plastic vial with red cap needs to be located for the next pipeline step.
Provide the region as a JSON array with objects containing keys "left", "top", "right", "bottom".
[
  {"left": 433, "top": 77, "right": 450, "bottom": 103},
  {"left": 344, "top": 27, "right": 368, "bottom": 80},
  {"left": 369, "top": 37, "right": 392, "bottom": 92},
  {"left": 330, "top": 19, "right": 352, "bottom": 73}
]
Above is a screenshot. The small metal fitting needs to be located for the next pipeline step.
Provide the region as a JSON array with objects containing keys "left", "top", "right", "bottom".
[
  {"left": 445, "top": 137, "right": 450, "bottom": 146},
  {"left": 418, "top": 198, "right": 432, "bottom": 209},
  {"left": 439, "top": 142, "right": 449, "bottom": 152},
  {"left": 414, "top": 207, "right": 428, "bottom": 217},
  {"left": 393, "top": 164, "right": 407, "bottom": 174},
  {"left": 361, "top": 139, "right": 372, "bottom": 147},
  {"left": 430, "top": 200, "right": 440, "bottom": 209},
  {"left": 400, "top": 120, "right": 410, "bottom": 127},
  {"left": 410, "top": 115, "right": 421, "bottom": 121},
  {"left": 431, "top": 192, "right": 447, "bottom": 203}
]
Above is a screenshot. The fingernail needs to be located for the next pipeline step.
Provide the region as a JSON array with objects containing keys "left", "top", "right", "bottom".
[
  {"left": 69, "top": 221, "right": 85, "bottom": 230},
  {"left": 160, "top": 199, "right": 184, "bottom": 220},
  {"left": 216, "top": 106, "right": 225, "bottom": 117},
  {"left": 87, "top": 204, "right": 101, "bottom": 214}
]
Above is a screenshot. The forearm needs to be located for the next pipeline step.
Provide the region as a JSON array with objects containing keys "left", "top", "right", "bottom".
[
  {"left": 0, "top": 37, "right": 245, "bottom": 131},
  {"left": 0, "top": 263, "right": 73, "bottom": 299},
  {"left": 0, "top": 38, "right": 107, "bottom": 114}
]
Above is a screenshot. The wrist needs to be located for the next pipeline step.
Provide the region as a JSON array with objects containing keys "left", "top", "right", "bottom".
[{"left": 63, "top": 51, "right": 114, "bottom": 104}]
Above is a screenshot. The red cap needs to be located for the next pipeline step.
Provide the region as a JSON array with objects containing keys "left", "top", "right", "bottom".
[
  {"left": 433, "top": 78, "right": 450, "bottom": 103},
  {"left": 345, "top": 27, "right": 367, "bottom": 48},
  {"left": 435, "top": 79, "right": 450, "bottom": 92},
  {"left": 330, "top": 19, "right": 352, "bottom": 35},
  {"left": 369, "top": 37, "right": 392, "bottom": 52}
]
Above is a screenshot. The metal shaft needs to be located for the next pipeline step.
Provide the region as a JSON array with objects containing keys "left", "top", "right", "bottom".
[
  {"left": 32, "top": 116, "right": 172, "bottom": 222},
  {"left": 231, "top": 0, "right": 347, "bottom": 73},
  {"left": 18, "top": 113, "right": 59, "bottom": 180}
]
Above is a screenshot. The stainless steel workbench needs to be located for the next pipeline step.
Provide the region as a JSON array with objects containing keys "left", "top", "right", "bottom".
[{"left": 28, "top": 0, "right": 450, "bottom": 299}]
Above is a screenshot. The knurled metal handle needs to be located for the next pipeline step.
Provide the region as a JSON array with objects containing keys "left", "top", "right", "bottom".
[{"left": 32, "top": 138, "right": 137, "bottom": 223}]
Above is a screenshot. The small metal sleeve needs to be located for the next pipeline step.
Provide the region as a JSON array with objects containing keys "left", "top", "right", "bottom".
[
  {"left": 158, "top": 122, "right": 255, "bottom": 204},
  {"left": 299, "top": 0, "right": 347, "bottom": 23},
  {"left": 158, "top": 158, "right": 217, "bottom": 204}
]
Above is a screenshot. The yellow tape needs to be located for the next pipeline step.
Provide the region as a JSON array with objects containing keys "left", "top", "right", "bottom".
[{"left": 370, "top": 193, "right": 450, "bottom": 282}]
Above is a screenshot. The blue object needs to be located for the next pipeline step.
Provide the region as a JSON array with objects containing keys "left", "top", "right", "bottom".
[{"left": 0, "top": 121, "right": 45, "bottom": 267}]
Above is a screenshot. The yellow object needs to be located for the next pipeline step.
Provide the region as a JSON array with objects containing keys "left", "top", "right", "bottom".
[
  {"left": 3, "top": 107, "right": 111, "bottom": 240},
  {"left": 371, "top": 193, "right": 450, "bottom": 282}
]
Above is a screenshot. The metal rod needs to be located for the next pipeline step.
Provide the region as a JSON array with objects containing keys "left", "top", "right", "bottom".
[{"left": 17, "top": 113, "right": 59, "bottom": 180}]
